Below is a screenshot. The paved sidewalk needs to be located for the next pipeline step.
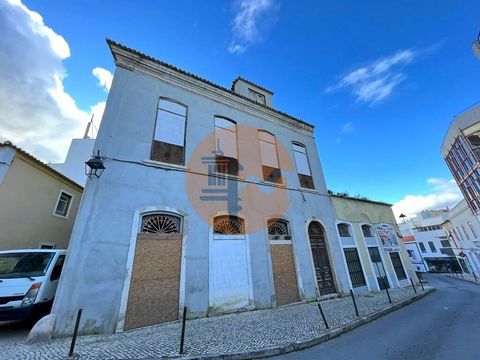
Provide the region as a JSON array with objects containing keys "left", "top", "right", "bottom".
[
  {"left": 1, "top": 286, "right": 431, "bottom": 360},
  {"left": 444, "top": 272, "right": 480, "bottom": 285}
]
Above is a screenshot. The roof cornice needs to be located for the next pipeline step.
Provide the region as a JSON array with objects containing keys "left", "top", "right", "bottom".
[{"left": 106, "top": 39, "right": 314, "bottom": 134}]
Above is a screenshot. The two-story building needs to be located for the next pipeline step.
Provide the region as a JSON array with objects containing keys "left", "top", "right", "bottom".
[
  {"left": 0, "top": 142, "right": 83, "bottom": 250},
  {"left": 51, "top": 40, "right": 354, "bottom": 336}
]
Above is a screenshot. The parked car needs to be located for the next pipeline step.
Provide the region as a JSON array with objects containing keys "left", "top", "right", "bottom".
[{"left": 0, "top": 249, "right": 66, "bottom": 322}]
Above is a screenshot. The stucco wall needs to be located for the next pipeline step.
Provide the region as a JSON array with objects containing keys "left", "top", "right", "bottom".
[
  {"left": 331, "top": 196, "right": 416, "bottom": 290},
  {"left": 0, "top": 152, "right": 82, "bottom": 250},
  {"left": 52, "top": 63, "right": 351, "bottom": 336}
]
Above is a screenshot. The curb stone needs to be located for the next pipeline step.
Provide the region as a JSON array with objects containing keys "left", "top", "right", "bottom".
[{"left": 178, "top": 288, "right": 435, "bottom": 360}]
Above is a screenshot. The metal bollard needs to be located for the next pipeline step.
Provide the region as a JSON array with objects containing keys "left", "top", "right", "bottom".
[
  {"left": 419, "top": 278, "right": 425, "bottom": 291},
  {"left": 350, "top": 289, "right": 359, "bottom": 317},
  {"left": 382, "top": 278, "right": 392, "bottom": 304},
  {"left": 410, "top": 278, "right": 417, "bottom": 294},
  {"left": 473, "top": 271, "right": 478, "bottom": 283},
  {"left": 460, "top": 271, "right": 464, "bottom": 279},
  {"left": 317, "top": 303, "right": 329, "bottom": 329},
  {"left": 179, "top": 306, "right": 187, "bottom": 354},
  {"left": 68, "top": 309, "right": 82, "bottom": 357}
]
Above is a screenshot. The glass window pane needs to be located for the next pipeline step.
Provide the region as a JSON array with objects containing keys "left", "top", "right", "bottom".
[
  {"left": 215, "top": 117, "right": 236, "bottom": 129},
  {"left": 293, "top": 144, "right": 306, "bottom": 154},
  {"left": 155, "top": 109, "right": 185, "bottom": 146}
]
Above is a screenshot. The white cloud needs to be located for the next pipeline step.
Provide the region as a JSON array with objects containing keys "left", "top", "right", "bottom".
[
  {"left": 228, "top": 0, "right": 278, "bottom": 54},
  {"left": 341, "top": 121, "right": 354, "bottom": 133},
  {"left": 92, "top": 67, "right": 113, "bottom": 92},
  {"left": 326, "top": 49, "right": 418, "bottom": 104},
  {"left": 0, "top": 0, "right": 107, "bottom": 162},
  {"left": 392, "top": 178, "right": 463, "bottom": 219}
]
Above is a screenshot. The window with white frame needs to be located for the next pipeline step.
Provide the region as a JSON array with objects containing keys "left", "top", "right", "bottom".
[
  {"left": 337, "top": 223, "right": 351, "bottom": 237},
  {"left": 215, "top": 117, "right": 239, "bottom": 176},
  {"left": 293, "top": 143, "right": 314, "bottom": 189},
  {"left": 151, "top": 98, "right": 187, "bottom": 165},
  {"left": 258, "top": 130, "right": 281, "bottom": 184},
  {"left": 361, "top": 224, "right": 373, "bottom": 237},
  {"left": 54, "top": 191, "right": 73, "bottom": 217}
]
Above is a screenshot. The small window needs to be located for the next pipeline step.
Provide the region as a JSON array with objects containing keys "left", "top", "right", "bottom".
[
  {"left": 344, "top": 248, "right": 366, "bottom": 287},
  {"left": 419, "top": 242, "right": 426, "bottom": 253},
  {"left": 267, "top": 219, "right": 291, "bottom": 240},
  {"left": 54, "top": 192, "right": 73, "bottom": 217},
  {"left": 215, "top": 117, "right": 239, "bottom": 176},
  {"left": 428, "top": 241, "right": 437, "bottom": 252},
  {"left": 39, "top": 243, "right": 56, "bottom": 249},
  {"left": 338, "top": 223, "right": 351, "bottom": 237},
  {"left": 151, "top": 98, "right": 187, "bottom": 165},
  {"left": 293, "top": 143, "right": 314, "bottom": 189},
  {"left": 259, "top": 131, "right": 281, "bottom": 184},
  {"left": 440, "top": 240, "right": 451, "bottom": 248},
  {"left": 213, "top": 215, "right": 245, "bottom": 234},
  {"left": 361, "top": 225, "right": 373, "bottom": 237},
  {"left": 50, "top": 255, "right": 65, "bottom": 281},
  {"left": 248, "top": 88, "right": 266, "bottom": 105}
]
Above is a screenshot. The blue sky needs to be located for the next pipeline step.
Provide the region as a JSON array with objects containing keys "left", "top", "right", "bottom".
[{"left": 2, "top": 0, "right": 480, "bottom": 217}]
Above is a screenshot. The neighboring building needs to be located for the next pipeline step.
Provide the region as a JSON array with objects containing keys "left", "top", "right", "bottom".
[
  {"left": 0, "top": 142, "right": 83, "bottom": 250},
  {"left": 51, "top": 40, "right": 354, "bottom": 336},
  {"left": 441, "top": 102, "right": 480, "bottom": 215},
  {"left": 442, "top": 199, "right": 480, "bottom": 275},
  {"left": 330, "top": 195, "right": 416, "bottom": 292},
  {"left": 49, "top": 122, "right": 95, "bottom": 186},
  {"left": 399, "top": 210, "right": 459, "bottom": 272}
]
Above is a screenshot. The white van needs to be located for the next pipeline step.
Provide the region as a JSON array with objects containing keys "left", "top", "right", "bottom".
[{"left": 0, "top": 249, "right": 66, "bottom": 322}]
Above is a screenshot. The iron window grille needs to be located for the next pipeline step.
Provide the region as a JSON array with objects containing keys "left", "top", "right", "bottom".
[
  {"left": 344, "top": 248, "right": 366, "bottom": 287},
  {"left": 389, "top": 252, "right": 407, "bottom": 280}
]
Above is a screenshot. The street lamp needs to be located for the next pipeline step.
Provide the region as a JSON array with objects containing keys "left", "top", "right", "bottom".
[
  {"left": 472, "top": 31, "right": 480, "bottom": 60},
  {"left": 85, "top": 150, "right": 105, "bottom": 179}
]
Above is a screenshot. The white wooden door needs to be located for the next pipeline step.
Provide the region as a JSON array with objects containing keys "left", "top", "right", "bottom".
[{"left": 211, "top": 234, "right": 251, "bottom": 311}]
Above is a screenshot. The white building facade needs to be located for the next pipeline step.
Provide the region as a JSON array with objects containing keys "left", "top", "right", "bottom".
[{"left": 51, "top": 40, "right": 354, "bottom": 336}]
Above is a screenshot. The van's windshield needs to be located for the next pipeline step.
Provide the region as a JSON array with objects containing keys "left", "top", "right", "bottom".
[{"left": 0, "top": 252, "right": 54, "bottom": 279}]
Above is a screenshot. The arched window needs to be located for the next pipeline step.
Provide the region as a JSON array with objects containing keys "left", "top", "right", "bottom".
[
  {"left": 213, "top": 215, "right": 245, "bottom": 234},
  {"left": 292, "top": 142, "right": 314, "bottom": 189},
  {"left": 337, "top": 223, "right": 351, "bottom": 237},
  {"left": 151, "top": 98, "right": 187, "bottom": 165},
  {"left": 361, "top": 224, "right": 373, "bottom": 237},
  {"left": 267, "top": 219, "right": 291, "bottom": 240},
  {"left": 140, "top": 213, "right": 182, "bottom": 234},
  {"left": 258, "top": 131, "right": 281, "bottom": 184},
  {"left": 214, "top": 117, "right": 238, "bottom": 175}
]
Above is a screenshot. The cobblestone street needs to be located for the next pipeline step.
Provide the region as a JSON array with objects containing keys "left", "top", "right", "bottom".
[{"left": 1, "top": 286, "right": 430, "bottom": 360}]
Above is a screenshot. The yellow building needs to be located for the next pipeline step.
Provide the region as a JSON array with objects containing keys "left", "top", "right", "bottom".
[
  {"left": 0, "top": 142, "right": 83, "bottom": 250},
  {"left": 330, "top": 194, "right": 417, "bottom": 291}
]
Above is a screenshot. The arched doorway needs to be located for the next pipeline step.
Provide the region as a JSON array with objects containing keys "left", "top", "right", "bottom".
[
  {"left": 124, "top": 213, "right": 183, "bottom": 330},
  {"left": 308, "top": 221, "right": 335, "bottom": 295}
]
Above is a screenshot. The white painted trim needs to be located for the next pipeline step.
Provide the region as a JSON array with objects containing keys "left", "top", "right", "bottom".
[
  {"left": 115, "top": 205, "right": 188, "bottom": 333},
  {"left": 359, "top": 222, "right": 395, "bottom": 291},
  {"left": 335, "top": 220, "right": 371, "bottom": 292},
  {"left": 269, "top": 240, "right": 293, "bottom": 245},
  {"left": 52, "top": 189, "right": 75, "bottom": 219},
  {"left": 263, "top": 219, "right": 277, "bottom": 307}
]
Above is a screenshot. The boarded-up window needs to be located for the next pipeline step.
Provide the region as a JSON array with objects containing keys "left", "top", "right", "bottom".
[
  {"left": 151, "top": 99, "right": 187, "bottom": 165},
  {"left": 259, "top": 131, "right": 282, "bottom": 183},
  {"left": 293, "top": 143, "right": 314, "bottom": 189},
  {"left": 215, "top": 117, "right": 238, "bottom": 176}
]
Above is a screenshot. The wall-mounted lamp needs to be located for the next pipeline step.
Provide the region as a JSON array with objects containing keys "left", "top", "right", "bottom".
[{"left": 85, "top": 150, "right": 105, "bottom": 179}]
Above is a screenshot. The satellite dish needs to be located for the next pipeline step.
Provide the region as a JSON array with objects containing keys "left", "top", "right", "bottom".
[{"left": 473, "top": 32, "right": 480, "bottom": 60}]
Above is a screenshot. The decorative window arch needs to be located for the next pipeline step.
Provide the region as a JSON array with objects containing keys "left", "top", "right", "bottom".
[
  {"left": 258, "top": 130, "right": 282, "bottom": 184},
  {"left": 151, "top": 98, "right": 187, "bottom": 165},
  {"left": 267, "top": 219, "right": 291, "bottom": 240},
  {"left": 337, "top": 223, "right": 351, "bottom": 237},
  {"left": 213, "top": 215, "right": 245, "bottom": 234},
  {"left": 361, "top": 224, "right": 374, "bottom": 237},
  {"left": 140, "top": 213, "right": 182, "bottom": 234}
]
